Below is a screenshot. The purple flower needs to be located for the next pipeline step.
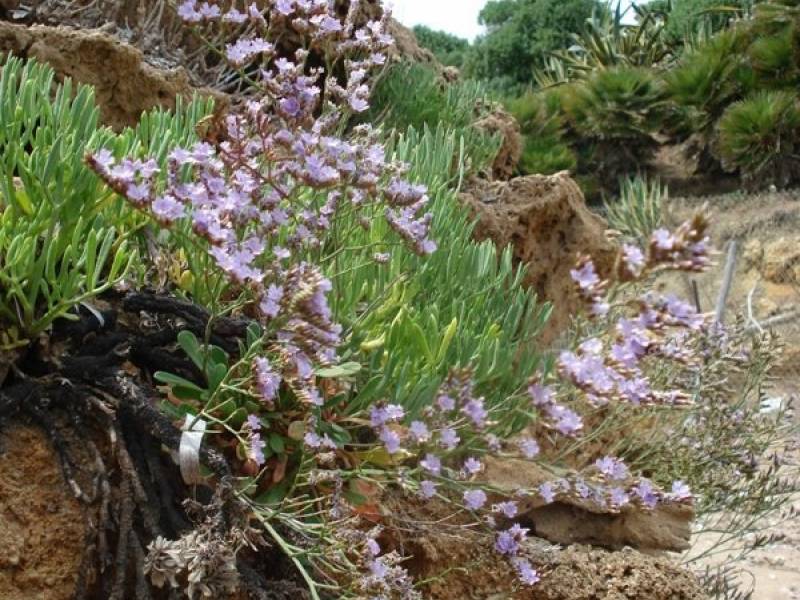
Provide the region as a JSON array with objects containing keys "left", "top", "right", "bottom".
[
  {"left": 260, "top": 284, "right": 284, "bottom": 319},
  {"left": 609, "top": 487, "right": 630, "bottom": 508},
  {"left": 495, "top": 523, "right": 528, "bottom": 556},
  {"left": 110, "top": 161, "right": 136, "bottom": 184},
  {"left": 93, "top": 149, "right": 115, "bottom": 172},
  {"left": 369, "top": 558, "right": 388, "bottom": 580},
  {"left": 420, "top": 453, "right": 441, "bottom": 476},
  {"left": 528, "top": 383, "right": 554, "bottom": 407},
  {"left": 512, "top": 558, "right": 540, "bottom": 586},
  {"left": 623, "top": 243, "right": 646, "bottom": 275},
  {"left": 246, "top": 414, "right": 261, "bottom": 431},
  {"left": 197, "top": 2, "right": 220, "bottom": 19},
  {"left": 574, "top": 479, "right": 591, "bottom": 499},
  {"left": 304, "top": 431, "right": 336, "bottom": 450},
  {"left": 366, "top": 538, "right": 381, "bottom": 557},
  {"left": 151, "top": 194, "right": 184, "bottom": 223},
  {"left": 463, "top": 489, "right": 487, "bottom": 511},
  {"left": 633, "top": 479, "right": 659, "bottom": 509},
  {"left": 652, "top": 228, "right": 674, "bottom": 250},
  {"left": 254, "top": 357, "right": 281, "bottom": 405},
  {"left": 518, "top": 438, "right": 540, "bottom": 459},
  {"left": 349, "top": 94, "right": 369, "bottom": 112},
  {"left": 223, "top": 8, "right": 247, "bottom": 23},
  {"left": 663, "top": 295, "right": 704, "bottom": 329},
  {"left": 437, "top": 394, "right": 455, "bottom": 412},
  {"left": 177, "top": 0, "right": 201, "bottom": 22},
  {"left": 670, "top": 480, "right": 692, "bottom": 501},
  {"left": 538, "top": 482, "right": 556, "bottom": 504},
  {"left": 439, "top": 428, "right": 460, "bottom": 450},
  {"left": 225, "top": 37, "right": 274, "bottom": 66},
  {"left": 409, "top": 420, "right": 430, "bottom": 443},
  {"left": 462, "top": 398, "right": 487, "bottom": 428},
  {"left": 371, "top": 404, "right": 405, "bottom": 427},
  {"left": 592, "top": 299, "right": 610, "bottom": 317},
  {"left": 379, "top": 427, "right": 401, "bottom": 454},
  {"left": 493, "top": 501, "right": 518, "bottom": 519},
  {"left": 276, "top": 0, "right": 295, "bottom": 15},
  {"left": 549, "top": 405, "right": 583, "bottom": 436},
  {"left": 315, "top": 15, "right": 343, "bottom": 35},
  {"left": 571, "top": 261, "right": 600, "bottom": 290},
  {"left": 127, "top": 183, "right": 151, "bottom": 205},
  {"left": 462, "top": 457, "right": 482, "bottom": 475},
  {"left": 250, "top": 432, "right": 266, "bottom": 466},
  {"left": 419, "top": 480, "right": 437, "bottom": 499},
  {"left": 594, "top": 456, "right": 629, "bottom": 481}
]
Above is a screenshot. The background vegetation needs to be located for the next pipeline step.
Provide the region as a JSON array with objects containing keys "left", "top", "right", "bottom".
[{"left": 411, "top": 0, "right": 800, "bottom": 193}]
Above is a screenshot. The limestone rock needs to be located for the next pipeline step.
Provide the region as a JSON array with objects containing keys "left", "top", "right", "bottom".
[
  {"left": 761, "top": 237, "right": 800, "bottom": 284},
  {"left": 0, "top": 427, "right": 85, "bottom": 600},
  {"left": 474, "top": 101, "right": 523, "bottom": 181},
  {"left": 483, "top": 457, "right": 693, "bottom": 554},
  {"left": 0, "top": 21, "right": 221, "bottom": 130},
  {"left": 460, "top": 172, "right": 618, "bottom": 342}
]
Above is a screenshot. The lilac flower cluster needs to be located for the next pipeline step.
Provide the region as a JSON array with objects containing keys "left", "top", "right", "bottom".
[
  {"left": 618, "top": 213, "right": 712, "bottom": 280},
  {"left": 528, "top": 381, "right": 584, "bottom": 435},
  {"left": 341, "top": 527, "right": 422, "bottom": 600},
  {"left": 367, "top": 220, "right": 710, "bottom": 588},
  {"left": 648, "top": 215, "right": 712, "bottom": 273},
  {"left": 571, "top": 258, "right": 609, "bottom": 317},
  {"left": 88, "top": 2, "right": 436, "bottom": 416},
  {"left": 558, "top": 222, "right": 713, "bottom": 408},
  {"left": 244, "top": 414, "right": 266, "bottom": 466},
  {"left": 495, "top": 524, "right": 540, "bottom": 586}
]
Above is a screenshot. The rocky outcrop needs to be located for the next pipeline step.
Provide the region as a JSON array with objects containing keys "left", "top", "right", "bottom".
[
  {"left": 474, "top": 102, "right": 523, "bottom": 181},
  {"left": 484, "top": 457, "right": 693, "bottom": 554},
  {"left": 757, "top": 237, "right": 800, "bottom": 284},
  {"left": 389, "top": 494, "right": 705, "bottom": 600},
  {"left": 420, "top": 541, "right": 706, "bottom": 600},
  {"left": 386, "top": 19, "right": 441, "bottom": 71},
  {"left": 0, "top": 21, "right": 218, "bottom": 130},
  {"left": 22, "top": 0, "right": 441, "bottom": 83},
  {"left": 460, "top": 172, "right": 618, "bottom": 341},
  {"left": 0, "top": 427, "right": 86, "bottom": 600}
]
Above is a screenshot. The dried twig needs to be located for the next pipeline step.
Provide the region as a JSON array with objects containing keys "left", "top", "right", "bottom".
[{"left": 715, "top": 241, "right": 738, "bottom": 325}]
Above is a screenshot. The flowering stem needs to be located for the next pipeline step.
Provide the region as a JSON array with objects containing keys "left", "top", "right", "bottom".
[{"left": 259, "top": 517, "right": 323, "bottom": 600}]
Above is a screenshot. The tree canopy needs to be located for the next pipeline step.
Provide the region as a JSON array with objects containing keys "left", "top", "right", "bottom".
[
  {"left": 464, "top": 0, "right": 605, "bottom": 88},
  {"left": 412, "top": 25, "right": 471, "bottom": 67}
]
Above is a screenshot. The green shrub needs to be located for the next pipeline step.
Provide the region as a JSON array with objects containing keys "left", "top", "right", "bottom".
[
  {"left": 0, "top": 56, "right": 132, "bottom": 343},
  {"left": 366, "top": 62, "right": 502, "bottom": 176},
  {"left": 664, "top": 28, "right": 752, "bottom": 140},
  {"left": 338, "top": 124, "right": 551, "bottom": 429},
  {"left": 0, "top": 55, "right": 211, "bottom": 346},
  {"left": 748, "top": 21, "right": 800, "bottom": 87},
  {"left": 507, "top": 90, "right": 577, "bottom": 174},
  {"left": 717, "top": 90, "right": 800, "bottom": 187},
  {"left": 519, "top": 136, "right": 578, "bottom": 175},
  {"left": 563, "top": 67, "right": 666, "bottom": 184},
  {"left": 412, "top": 25, "right": 470, "bottom": 68},
  {"left": 603, "top": 175, "right": 666, "bottom": 245},
  {"left": 659, "top": 0, "right": 753, "bottom": 43},
  {"left": 534, "top": 2, "right": 677, "bottom": 85}
]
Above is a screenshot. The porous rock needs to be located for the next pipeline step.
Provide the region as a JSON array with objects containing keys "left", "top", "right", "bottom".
[
  {"left": 0, "top": 20, "right": 220, "bottom": 130},
  {"left": 484, "top": 457, "right": 694, "bottom": 554},
  {"left": 421, "top": 541, "right": 707, "bottom": 600},
  {"left": 460, "top": 172, "right": 618, "bottom": 342},
  {"left": 0, "top": 427, "right": 85, "bottom": 600},
  {"left": 761, "top": 237, "right": 800, "bottom": 284},
  {"left": 473, "top": 101, "right": 523, "bottom": 181}
]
